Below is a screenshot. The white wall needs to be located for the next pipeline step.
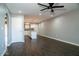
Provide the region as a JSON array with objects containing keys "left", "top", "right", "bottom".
[
  {"left": 11, "top": 15, "right": 24, "bottom": 43},
  {"left": 38, "top": 9, "right": 79, "bottom": 45},
  {"left": 0, "top": 4, "right": 7, "bottom": 55}
]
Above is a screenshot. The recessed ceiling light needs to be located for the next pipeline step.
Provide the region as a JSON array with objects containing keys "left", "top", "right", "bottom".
[
  {"left": 51, "top": 15, "right": 53, "bottom": 17},
  {"left": 18, "top": 10, "right": 22, "bottom": 13},
  {"left": 39, "top": 13, "right": 42, "bottom": 15}
]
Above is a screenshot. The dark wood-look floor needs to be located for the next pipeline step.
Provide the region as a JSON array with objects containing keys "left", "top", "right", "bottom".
[{"left": 4, "top": 35, "right": 79, "bottom": 56}]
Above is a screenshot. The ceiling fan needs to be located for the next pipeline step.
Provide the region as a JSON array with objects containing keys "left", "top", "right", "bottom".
[{"left": 38, "top": 3, "right": 64, "bottom": 12}]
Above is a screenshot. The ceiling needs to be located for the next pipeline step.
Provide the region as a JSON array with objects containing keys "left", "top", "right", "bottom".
[{"left": 6, "top": 3, "right": 79, "bottom": 24}]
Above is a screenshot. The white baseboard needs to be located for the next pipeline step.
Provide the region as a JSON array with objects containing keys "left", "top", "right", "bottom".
[
  {"left": 1, "top": 42, "right": 11, "bottom": 56},
  {"left": 1, "top": 42, "right": 12, "bottom": 56},
  {"left": 39, "top": 34, "right": 79, "bottom": 47},
  {"left": 7, "top": 42, "right": 12, "bottom": 47},
  {"left": 7, "top": 41, "right": 25, "bottom": 47},
  {"left": 11, "top": 40, "right": 24, "bottom": 43},
  {"left": 1, "top": 48, "right": 7, "bottom": 56},
  {"left": 1, "top": 41, "right": 24, "bottom": 56}
]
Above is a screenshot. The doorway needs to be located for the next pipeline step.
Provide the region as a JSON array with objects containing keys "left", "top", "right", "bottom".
[
  {"left": 24, "top": 23, "right": 38, "bottom": 39},
  {"left": 5, "top": 13, "right": 8, "bottom": 48}
]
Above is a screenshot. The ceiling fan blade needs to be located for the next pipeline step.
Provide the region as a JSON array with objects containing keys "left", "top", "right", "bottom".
[
  {"left": 52, "top": 6, "right": 64, "bottom": 8},
  {"left": 38, "top": 3, "right": 48, "bottom": 7},
  {"left": 40, "top": 7, "right": 48, "bottom": 11},
  {"left": 54, "top": 8, "right": 66, "bottom": 11}
]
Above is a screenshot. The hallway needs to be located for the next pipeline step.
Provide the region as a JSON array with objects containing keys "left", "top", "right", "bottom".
[
  {"left": 4, "top": 35, "right": 79, "bottom": 56},
  {"left": 0, "top": 3, "right": 79, "bottom": 56}
]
